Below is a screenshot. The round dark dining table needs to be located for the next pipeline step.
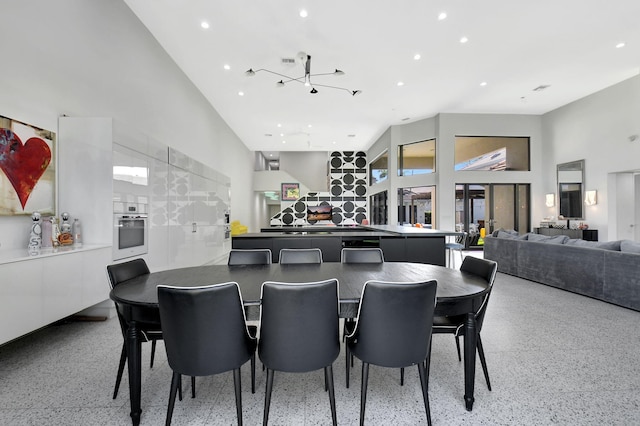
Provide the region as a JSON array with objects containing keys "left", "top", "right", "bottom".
[{"left": 111, "top": 262, "right": 488, "bottom": 425}]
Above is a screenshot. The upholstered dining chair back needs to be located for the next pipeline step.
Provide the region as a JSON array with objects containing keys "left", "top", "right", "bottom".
[
  {"left": 278, "top": 248, "right": 323, "bottom": 264},
  {"left": 341, "top": 248, "right": 384, "bottom": 264},
  {"left": 346, "top": 279, "right": 437, "bottom": 426},
  {"left": 348, "top": 280, "right": 437, "bottom": 368},
  {"left": 259, "top": 279, "right": 339, "bottom": 372},
  {"left": 106, "top": 258, "right": 149, "bottom": 290},
  {"left": 158, "top": 282, "right": 256, "bottom": 377},
  {"left": 258, "top": 279, "right": 340, "bottom": 426},
  {"left": 228, "top": 248, "right": 272, "bottom": 265},
  {"left": 459, "top": 256, "right": 498, "bottom": 329},
  {"left": 157, "top": 282, "right": 257, "bottom": 426},
  {"left": 106, "top": 258, "right": 158, "bottom": 400}
]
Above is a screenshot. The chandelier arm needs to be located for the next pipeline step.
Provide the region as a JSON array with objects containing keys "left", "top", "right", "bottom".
[
  {"left": 309, "top": 72, "right": 341, "bottom": 77},
  {"left": 311, "top": 83, "right": 358, "bottom": 94},
  {"left": 251, "top": 68, "right": 301, "bottom": 81}
]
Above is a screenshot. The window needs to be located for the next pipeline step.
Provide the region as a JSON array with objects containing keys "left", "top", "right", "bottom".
[
  {"left": 370, "top": 191, "right": 388, "bottom": 225},
  {"left": 369, "top": 151, "right": 388, "bottom": 184},
  {"left": 454, "top": 136, "right": 530, "bottom": 171},
  {"left": 398, "top": 186, "right": 435, "bottom": 228},
  {"left": 398, "top": 139, "right": 435, "bottom": 176}
]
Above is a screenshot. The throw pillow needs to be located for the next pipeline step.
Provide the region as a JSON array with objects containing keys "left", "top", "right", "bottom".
[
  {"left": 496, "top": 230, "right": 517, "bottom": 239},
  {"left": 540, "top": 235, "right": 569, "bottom": 244},
  {"left": 527, "top": 233, "right": 551, "bottom": 242},
  {"left": 621, "top": 240, "right": 640, "bottom": 254}
]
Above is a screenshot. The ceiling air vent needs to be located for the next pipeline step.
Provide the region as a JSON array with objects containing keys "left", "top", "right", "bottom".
[
  {"left": 533, "top": 85, "right": 550, "bottom": 92},
  {"left": 281, "top": 58, "right": 296, "bottom": 65}
]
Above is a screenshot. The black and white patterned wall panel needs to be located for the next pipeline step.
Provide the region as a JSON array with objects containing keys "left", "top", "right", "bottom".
[{"left": 270, "top": 151, "right": 368, "bottom": 226}]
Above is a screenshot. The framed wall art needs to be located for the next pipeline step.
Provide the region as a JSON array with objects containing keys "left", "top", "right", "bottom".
[
  {"left": 281, "top": 182, "right": 300, "bottom": 201},
  {"left": 0, "top": 115, "right": 56, "bottom": 215}
]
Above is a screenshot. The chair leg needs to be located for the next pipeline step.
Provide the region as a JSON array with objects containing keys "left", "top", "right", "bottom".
[
  {"left": 417, "top": 361, "right": 432, "bottom": 426},
  {"left": 251, "top": 353, "right": 256, "bottom": 394},
  {"left": 177, "top": 375, "right": 182, "bottom": 401},
  {"left": 113, "top": 343, "right": 127, "bottom": 399},
  {"left": 233, "top": 368, "right": 243, "bottom": 426},
  {"left": 325, "top": 365, "right": 337, "bottom": 426},
  {"left": 477, "top": 335, "right": 492, "bottom": 391},
  {"left": 345, "top": 342, "right": 351, "bottom": 388},
  {"left": 359, "top": 362, "right": 370, "bottom": 426},
  {"left": 150, "top": 339, "right": 157, "bottom": 368},
  {"left": 455, "top": 335, "right": 462, "bottom": 362},
  {"left": 165, "top": 371, "right": 180, "bottom": 426},
  {"left": 191, "top": 376, "right": 196, "bottom": 398},
  {"left": 263, "top": 369, "right": 275, "bottom": 426},
  {"left": 400, "top": 367, "right": 404, "bottom": 386}
]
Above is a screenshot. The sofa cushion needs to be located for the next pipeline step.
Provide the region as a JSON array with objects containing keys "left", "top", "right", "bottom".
[
  {"left": 492, "top": 228, "right": 519, "bottom": 238},
  {"left": 564, "top": 238, "right": 621, "bottom": 251},
  {"left": 496, "top": 230, "right": 518, "bottom": 239},
  {"left": 620, "top": 240, "right": 640, "bottom": 254},
  {"left": 527, "top": 233, "right": 552, "bottom": 242},
  {"left": 540, "top": 235, "right": 569, "bottom": 244}
]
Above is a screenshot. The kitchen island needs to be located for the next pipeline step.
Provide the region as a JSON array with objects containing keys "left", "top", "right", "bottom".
[{"left": 232, "top": 225, "right": 460, "bottom": 265}]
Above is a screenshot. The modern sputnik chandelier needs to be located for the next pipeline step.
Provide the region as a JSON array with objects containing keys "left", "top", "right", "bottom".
[{"left": 245, "top": 52, "right": 362, "bottom": 96}]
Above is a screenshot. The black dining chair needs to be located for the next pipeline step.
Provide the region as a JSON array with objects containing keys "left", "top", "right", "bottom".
[
  {"left": 346, "top": 279, "right": 438, "bottom": 426},
  {"left": 446, "top": 232, "right": 468, "bottom": 268},
  {"left": 158, "top": 282, "right": 257, "bottom": 426},
  {"left": 278, "top": 248, "right": 323, "bottom": 264},
  {"left": 340, "top": 247, "right": 385, "bottom": 342},
  {"left": 340, "top": 247, "right": 385, "bottom": 263},
  {"left": 228, "top": 248, "right": 272, "bottom": 265},
  {"left": 432, "top": 256, "right": 498, "bottom": 390},
  {"left": 107, "top": 259, "right": 163, "bottom": 399},
  {"left": 259, "top": 279, "right": 340, "bottom": 426}
]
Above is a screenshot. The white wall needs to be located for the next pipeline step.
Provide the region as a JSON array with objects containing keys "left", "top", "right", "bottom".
[
  {"left": 280, "top": 152, "right": 329, "bottom": 191},
  {"left": 542, "top": 74, "right": 640, "bottom": 240},
  {"left": 0, "top": 0, "right": 254, "bottom": 252}
]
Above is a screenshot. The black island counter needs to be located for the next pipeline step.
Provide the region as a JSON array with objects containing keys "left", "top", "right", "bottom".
[{"left": 232, "top": 225, "right": 461, "bottom": 265}]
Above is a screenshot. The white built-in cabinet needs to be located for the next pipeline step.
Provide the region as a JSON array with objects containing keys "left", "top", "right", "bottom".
[
  {"left": 113, "top": 128, "right": 231, "bottom": 271},
  {"left": 0, "top": 246, "right": 111, "bottom": 345}
]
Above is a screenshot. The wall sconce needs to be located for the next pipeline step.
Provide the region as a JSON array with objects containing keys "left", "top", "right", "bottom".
[
  {"left": 545, "top": 193, "right": 555, "bottom": 207},
  {"left": 584, "top": 190, "right": 598, "bottom": 206}
]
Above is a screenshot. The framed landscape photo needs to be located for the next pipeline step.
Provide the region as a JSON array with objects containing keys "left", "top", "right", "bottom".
[
  {"left": 0, "top": 115, "right": 56, "bottom": 215},
  {"left": 281, "top": 182, "right": 300, "bottom": 201}
]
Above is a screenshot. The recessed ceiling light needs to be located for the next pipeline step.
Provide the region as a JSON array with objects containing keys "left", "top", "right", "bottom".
[
  {"left": 438, "top": 12, "right": 447, "bottom": 20},
  {"left": 238, "top": 91, "right": 244, "bottom": 96},
  {"left": 480, "top": 81, "right": 487, "bottom": 87},
  {"left": 277, "top": 123, "right": 282, "bottom": 128},
  {"left": 397, "top": 81, "right": 405, "bottom": 87},
  {"left": 414, "top": 53, "right": 421, "bottom": 60},
  {"left": 299, "top": 9, "right": 308, "bottom": 18},
  {"left": 200, "top": 21, "right": 210, "bottom": 29},
  {"left": 282, "top": 140, "right": 286, "bottom": 144},
  {"left": 460, "top": 36, "right": 469, "bottom": 44},
  {"left": 332, "top": 141, "right": 337, "bottom": 145},
  {"left": 223, "top": 64, "right": 231, "bottom": 70},
  {"left": 308, "top": 124, "right": 312, "bottom": 128},
  {"left": 280, "top": 133, "right": 284, "bottom": 137},
  {"left": 616, "top": 42, "right": 626, "bottom": 49}
]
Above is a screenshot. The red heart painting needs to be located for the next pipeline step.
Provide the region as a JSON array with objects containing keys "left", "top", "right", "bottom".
[{"left": 0, "top": 129, "right": 52, "bottom": 209}]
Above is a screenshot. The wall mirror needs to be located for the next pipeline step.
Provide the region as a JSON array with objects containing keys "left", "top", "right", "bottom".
[{"left": 557, "top": 159, "right": 584, "bottom": 220}]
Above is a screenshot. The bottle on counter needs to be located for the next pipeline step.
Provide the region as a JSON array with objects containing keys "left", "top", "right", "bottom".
[{"left": 73, "top": 218, "right": 83, "bottom": 247}]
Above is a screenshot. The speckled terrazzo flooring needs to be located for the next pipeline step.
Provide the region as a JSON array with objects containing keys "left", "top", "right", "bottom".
[{"left": 1, "top": 255, "right": 640, "bottom": 425}]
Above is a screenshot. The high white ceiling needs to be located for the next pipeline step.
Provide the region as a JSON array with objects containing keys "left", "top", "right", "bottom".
[{"left": 124, "top": 0, "right": 640, "bottom": 155}]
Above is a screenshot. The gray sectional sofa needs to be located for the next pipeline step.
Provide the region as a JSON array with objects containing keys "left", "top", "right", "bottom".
[{"left": 484, "top": 231, "right": 640, "bottom": 312}]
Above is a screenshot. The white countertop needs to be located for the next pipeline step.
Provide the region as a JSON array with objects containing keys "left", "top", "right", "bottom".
[{"left": 0, "top": 244, "right": 111, "bottom": 265}]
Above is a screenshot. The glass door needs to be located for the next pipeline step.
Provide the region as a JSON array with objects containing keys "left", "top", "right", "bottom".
[{"left": 456, "top": 183, "right": 530, "bottom": 248}]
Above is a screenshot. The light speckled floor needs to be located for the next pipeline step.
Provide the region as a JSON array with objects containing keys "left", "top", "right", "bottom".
[{"left": 1, "top": 258, "right": 640, "bottom": 425}]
